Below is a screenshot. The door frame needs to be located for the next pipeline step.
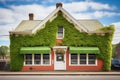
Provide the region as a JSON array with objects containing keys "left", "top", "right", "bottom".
[{"left": 53, "top": 46, "right": 67, "bottom": 70}]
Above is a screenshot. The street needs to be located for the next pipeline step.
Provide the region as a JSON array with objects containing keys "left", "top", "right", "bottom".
[{"left": 0, "top": 75, "right": 120, "bottom": 80}]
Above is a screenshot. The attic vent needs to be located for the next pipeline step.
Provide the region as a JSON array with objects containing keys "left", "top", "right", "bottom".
[
  {"left": 29, "top": 13, "right": 34, "bottom": 20},
  {"left": 56, "top": 3, "right": 62, "bottom": 8}
]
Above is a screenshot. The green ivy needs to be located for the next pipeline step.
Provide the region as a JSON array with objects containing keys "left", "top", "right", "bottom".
[{"left": 10, "top": 11, "right": 114, "bottom": 71}]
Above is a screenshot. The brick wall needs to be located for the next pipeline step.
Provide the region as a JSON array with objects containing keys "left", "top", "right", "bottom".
[
  {"left": 56, "top": 39, "right": 63, "bottom": 46},
  {"left": 117, "top": 43, "right": 120, "bottom": 59}
]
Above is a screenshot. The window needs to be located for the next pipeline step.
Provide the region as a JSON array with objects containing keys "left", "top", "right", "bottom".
[
  {"left": 25, "top": 54, "right": 32, "bottom": 65},
  {"left": 70, "top": 54, "right": 97, "bottom": 65},
  {"left": 56, "top": 53, "right": 64, "bottom": 61},
  {"left": 24, "top": 54, "right": 50, "bottom": 65},
  {"left": 57, "top": 27, "right": 64, "bottom": 39},
  {"left": 43, "top": 54, "right": 50, "bottom": 64},
  {"left": 80, "top": 54, "right": 86, "bottom": 64},
  {"left": 88, "top": 54, "right": 96, "bottom": 64},
  {"left": 34, "top": 54, "right": 41, "bottom": 64},
  {"left": 71, "top": 54, "right": 78, "bottom": 64}
]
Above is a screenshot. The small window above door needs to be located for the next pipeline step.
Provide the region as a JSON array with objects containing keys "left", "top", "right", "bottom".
[
  {"left": 57, "top": 27, "right": 64, "bottom": 39},
  {"left": 56, "top": 53, "right": 64, "bottom": 61}
]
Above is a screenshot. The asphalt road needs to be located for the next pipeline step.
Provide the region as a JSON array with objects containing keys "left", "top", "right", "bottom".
[{"left": 0, "top": 75, "right": 120, "bottom": 80}]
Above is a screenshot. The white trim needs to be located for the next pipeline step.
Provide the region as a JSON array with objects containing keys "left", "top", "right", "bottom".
[
  {"left": 78, "top": 54, "right": 79, "bottom": 64},
  {"left": 95, "top": 58, "right": 98, "bottom": 65},
  {"left": 32, "top": 7, "right": 61, "bottom": 34},
  {"left": 42, "top": 53, "right": 51, "bottom": 66},
  {"left": 86, "top": 54, "right": 88, "bottom": 65},
  {"left": 32, "top": 7, "right": 88, "bottom": 34},
  {"left": 24, "top": 54, "right": 33, "bottom": 65},
  {"left": 32, "top": 54, "right": 34, "bottom": 65},
  {"left": 41, "top": 54, "right": 43, "bottom": 65},
  {"left": 24, "top": 55, "right": 25, "bottom": 65},
  {"left": 53, "top": 46, "right": 67, "bottom": 50},
  {"left": 69, "top": 53, "right": 71, "bottom": 65},
  {"left": 60, "top": 8, "right": 88, "bottom": 32},
  {"left": 69, "top": 53, "right": 98, "bottom": 66},
  {"left": 50, "top": 53, "right": 52, "bottom": 65}
]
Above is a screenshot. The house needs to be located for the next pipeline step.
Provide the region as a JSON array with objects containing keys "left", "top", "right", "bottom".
[
  {"left": 0, "top": 46, "right": 10, "bottom": 70},
  {"left": 10, "top": 3, "right": 114, "bottom": 71},
  {"left": 116, "top": 43, "right": 120, "bottom": 59}
]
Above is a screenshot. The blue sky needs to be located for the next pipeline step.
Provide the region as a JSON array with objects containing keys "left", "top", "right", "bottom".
[{"left": 0, "top": 0, "right": 120, "bottom": 46}]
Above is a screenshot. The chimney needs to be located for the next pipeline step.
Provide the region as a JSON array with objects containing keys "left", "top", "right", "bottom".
[
  {"left": 56, "top": 3, "right": 62, "bottom": 8},
  {"left": 29, "top": 13, "right": 34, "bottom": 20}
]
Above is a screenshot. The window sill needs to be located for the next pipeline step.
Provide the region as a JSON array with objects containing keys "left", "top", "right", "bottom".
[
  {"left": 69, "top": 64, "right": 97, "bottom": 66},
  {"left": 57, "top": 38, "right": 63, "bottom": 39},
  {"left": 24, "top": 64, "right": 51, "bottom": 66}
]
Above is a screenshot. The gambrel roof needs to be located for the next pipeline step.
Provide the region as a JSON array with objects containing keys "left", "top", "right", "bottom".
[{"left": 10, "top": 3, "right": 104, "bottom": 35}]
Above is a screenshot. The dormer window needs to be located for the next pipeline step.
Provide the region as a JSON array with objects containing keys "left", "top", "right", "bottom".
[{"left": 57, "top": 27, "right": 64, "bottom": 39}]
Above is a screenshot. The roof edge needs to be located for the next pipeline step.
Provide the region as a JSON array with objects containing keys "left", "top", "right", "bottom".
[{"left": 32, "top": 7, "right": 89, "bottom": 34}]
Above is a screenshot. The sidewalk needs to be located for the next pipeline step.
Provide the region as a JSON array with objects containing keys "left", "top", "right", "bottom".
[{"left": 0, "top": 71, "right": 120, "bottom": 75}]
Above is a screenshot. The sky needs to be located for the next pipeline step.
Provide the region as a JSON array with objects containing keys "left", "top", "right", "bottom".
[{"left": 0, "top": 0, "right": 120, "bottom": 46}]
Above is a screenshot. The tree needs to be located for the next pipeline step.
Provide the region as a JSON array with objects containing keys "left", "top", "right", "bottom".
[{"left": 0, "top": 46, "right": 9, "bottom": 59}]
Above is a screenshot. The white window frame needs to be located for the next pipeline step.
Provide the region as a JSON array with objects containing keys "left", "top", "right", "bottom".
[
  {"left": 70, "top": 53, "right": 78, "bottom": 65},
  {"left": 43, "top": 54, "right": 51, "bottom": 65},
  {"left": 24, "top": 54, "right": 33, "bottom": 65},
  {"left": 24, "top": 53, "right": 51, "bottom": 66},
  {"left": 69, "top": 53, "right": 97, "bottom": 66},
  {"left": 57, "top": 27, "right": 64, "bottom": 39},
  {"left": 88, "top": 54, "right": 97, "bottom": 65},
  {"left": 34, "top": 54, "right": 41, "bottom": 65}
]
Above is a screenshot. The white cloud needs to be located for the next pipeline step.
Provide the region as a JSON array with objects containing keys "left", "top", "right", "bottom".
[
  {"left": 64, "top": 2, "right": 90, "bottom": 12},
  {"left": 10, "top": 4, "right": 55, "bottom": 20},
  {"left": 93, "top": 11, "right": 120, "bottom": 18},
  {"left": 1, "top": 4, "right": 55, "bottom": 25},
  {"left": 88, "top": 2, "right": 116, "bottom": 10},
  {"left": 0, "top": 23, "right": 17, "bottom": 41},
  {"left": 71, "top": 12, "right": 93, "bottom": 19},
  {"left": 0, "top": 8, "right": 15, "bottom": 24},
  {"left": 63, "top": 1, "right": 119, "bottom": 19},
  {"left": 64, "top": 1, "right": 116, "bottom": 13},
  {"left": 71, "top": 11, "right": 120, "bottom": 19}
]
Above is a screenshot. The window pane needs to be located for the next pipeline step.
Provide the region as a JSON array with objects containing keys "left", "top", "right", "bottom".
[
  {"left": 88, "top": 54, "right": 96, "bottom": 64},
  {"left": 34, "top": 54, "right": 41, "bottom": 64},
  {"left": 56, "top": 53, "right": 64, "bottom": 61},
  {"left": 71, "top": 54, "right": 78, "bottom": 64},
  {"left": 43, "top": 54, "right": 50, "bottom": 64},
  {"left": 58, "top": 27, "right": 63, "bottom": 32},
  {"left": 25, "top": 54, "right": 32, "bottom": 65},
  {"left": 58, "top": 32, "right": 63, "bottom": 38},
  {"left": 80, "top": 54, "right": 86, "bottom": 64}
]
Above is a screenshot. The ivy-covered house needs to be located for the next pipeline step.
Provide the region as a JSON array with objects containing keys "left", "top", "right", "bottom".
[{"left": 10, "top": 3, "right": 114, "bottom": 71}]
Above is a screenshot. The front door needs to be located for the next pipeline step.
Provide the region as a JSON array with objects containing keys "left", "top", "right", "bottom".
[{"left": 54, "top": 52, "right": 66, "bottom": 70}]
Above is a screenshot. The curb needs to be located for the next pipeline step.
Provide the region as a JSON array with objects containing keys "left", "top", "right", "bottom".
[{"left": 0, "top": 72, "right": 120, "bottom": 76}]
